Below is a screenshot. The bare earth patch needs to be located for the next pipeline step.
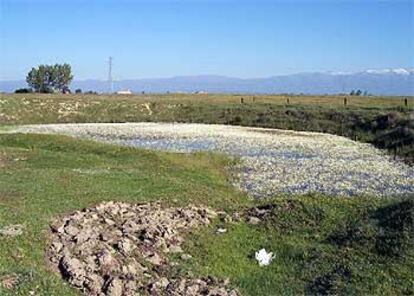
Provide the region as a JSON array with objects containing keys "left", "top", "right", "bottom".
[
  {"left": 47, "top": 201, "right": 239, "bottom": 296},
  {"left": 0, "top": 273, "right": 20, "bottom": 290},
  {"left": 0, "top": 224, "right": 24, "bottom": 237}
]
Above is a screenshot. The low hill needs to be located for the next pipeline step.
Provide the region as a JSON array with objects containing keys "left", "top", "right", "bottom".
[{"left": 1, "top": 69, "right": 413, "bottom": 95}]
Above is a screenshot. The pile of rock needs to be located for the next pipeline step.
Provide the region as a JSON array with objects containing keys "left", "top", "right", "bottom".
[{"left": 47, "top": 201, "right": 239, "bottom": 296}]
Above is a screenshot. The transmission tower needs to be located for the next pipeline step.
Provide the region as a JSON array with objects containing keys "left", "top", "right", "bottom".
[{"left": 108, "top": 56, "right": 113, "bottom": 93}]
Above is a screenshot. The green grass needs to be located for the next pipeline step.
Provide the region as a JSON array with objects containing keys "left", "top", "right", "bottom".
[
  {"left": 183, "top": 197, "right": 414, "bottom": 295},
  {"left": 1, "top": 93, "right": 412, "bottom": 127},
  {"left": 1, "top": 133, "right": 413, "bottom": 295},
  {"left": 0, "top": 133, "right": 250, "bottom": 295}
]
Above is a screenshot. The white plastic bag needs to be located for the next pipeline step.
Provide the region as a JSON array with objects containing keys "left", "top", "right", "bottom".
[{"left": 255, "top": 248, "right": 274, "bottom": 266}]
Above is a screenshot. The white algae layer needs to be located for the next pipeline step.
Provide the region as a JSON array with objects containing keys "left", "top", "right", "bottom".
[{"left": 13, "top": 123, "right": 414, "bottom": 198}]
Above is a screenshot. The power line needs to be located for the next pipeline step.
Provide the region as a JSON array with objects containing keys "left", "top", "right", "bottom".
[{"left": 108, "top": 56, "right": 113, "bottom": 93}]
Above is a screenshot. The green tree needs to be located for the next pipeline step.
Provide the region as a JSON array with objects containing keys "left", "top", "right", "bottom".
[
  {"left": 26, "top": 65, "right": 51, "bottom": 93},
  {"left": 52, "top": 64, "right": 73, "bottom": 92},
  {"left": 26, "top": 63, "right": 73, "bottom": 93}
]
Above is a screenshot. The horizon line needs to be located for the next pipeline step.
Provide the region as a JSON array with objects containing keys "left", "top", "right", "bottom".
[{"left": 1, "top": 67, "right": 414, "bottom": 82}]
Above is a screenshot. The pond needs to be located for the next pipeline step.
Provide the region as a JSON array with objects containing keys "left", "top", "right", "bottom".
[{"left": 12, "top": 122, "right": 414, "bottom": 198}]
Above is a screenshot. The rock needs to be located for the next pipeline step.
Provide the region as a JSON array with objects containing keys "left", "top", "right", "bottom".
[
  {"left": 100, "top": 233, "right": 110, "bottom": 242},
  {"left": 157, "top": 277, "right": 170, "bottom": 288},
  {"left": 217, "top": 211, "right": 232, "bottom": 223},
  {"left": 65, "top": 225, "right": 80, "bottom": 236},
  {"left": 124, "top": 280, "right": 137, "bottom": 294},
  {"left": 0, "top": 224, "right": 24, "bottom": 237},
  {"left": 231, "top": 212, "right": 241, "bottom": 222},
  {"left": 247, "top": 216, "right": 261, "bottom": 225},
  {"left": 209, "top": 287, "right": 228, "bottom": 295},
  {"left": 47, "top": 201, "right": 238, "bottom": 295},
  {"left": 146, "top": 252, "right": 162, "bottom": 265},
  {"left": 75, "top": 228, "right": 93, "bottom": 244},
  {"left": 50, "top": 241, "right": 63, "bottom": 253},
  {"left": 50, "top": 221, "right": 65, "bottom": 233},
  {"left": 117, "top": 238, "right": 135, "bottom": 254},
  {"left": 59, "top": 256, "right": 86, "bottom": 288},
  {"left": 168, "top": 245, "right": 183, "bottom": 253},
  {"left": 97, "top": 250, "right": 120, "bottom": 275},
  {"left": 178, "top": 278, "right": 187, "bottom": 292},
  {"left": 205, "top": 208, "right": 218, "bottom": 218},
  {"left": 186, "top": 284, "right": 200, "bottom": 295},
  {"left": 105, "top": 277, "right": 123, "bottom": 296},
  {"left": 84, "top": 274, "right": 104, "bottom": 294},
  {"left": 121, "top": 261, "right": 144, "bottom": 277},
  {"left": 84, "top": 256, "right": 98, "bottom": 272},
  {"left": 181, "top": 254, "right": 192, "bottom": 261},
  {"left": 104, "top": 218, "right": 116, "bottom": 226},
  {"left": 97, "top": 250, "right": 114, "bottom": 267}
]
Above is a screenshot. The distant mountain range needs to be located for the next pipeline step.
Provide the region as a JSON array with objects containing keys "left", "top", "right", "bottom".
[{"left": 1, "top": 68, "right": 413, "bottom": 95}]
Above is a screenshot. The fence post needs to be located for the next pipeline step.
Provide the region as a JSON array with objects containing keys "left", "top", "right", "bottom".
[
  {"left": 404, "top": 98, "right": 408, "bottom": 107},
  {"left": 286, "top": 97, "right": 290, "bottom": 105},
  {"left": 240, "top": 97, "right": 244, "bottom": 104},
  {"left": 344, "top": 97, "right": 347, "bottom": 107}
]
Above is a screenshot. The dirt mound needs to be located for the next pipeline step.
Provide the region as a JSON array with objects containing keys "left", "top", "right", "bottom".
[{"left": 47, "top": 201, "right": 239, "bottom": 295}]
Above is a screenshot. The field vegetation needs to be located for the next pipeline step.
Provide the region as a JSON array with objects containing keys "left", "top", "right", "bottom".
[
  {"left": 0, "top": 94, "right": 413, "bottom": 295},
  {"left": 0, "top": 134, "right": 413, "bottom": 295}
]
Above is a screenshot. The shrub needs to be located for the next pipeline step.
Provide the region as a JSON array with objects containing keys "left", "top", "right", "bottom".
[{"left": 14, "top": 88, "right": 33, "bottom": 93}]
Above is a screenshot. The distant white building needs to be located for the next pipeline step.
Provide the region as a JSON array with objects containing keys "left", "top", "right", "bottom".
[{"left": 116, "top": 89, "right": 132, "bottom": 95}]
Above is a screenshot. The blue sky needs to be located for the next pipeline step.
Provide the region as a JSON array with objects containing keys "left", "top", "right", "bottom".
[{"left": 1, "top": 0, "right": 413, "bottom": 80}]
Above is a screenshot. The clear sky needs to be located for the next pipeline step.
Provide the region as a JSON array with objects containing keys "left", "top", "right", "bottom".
[{"left": 1, "top": 0, "right": 413, "bottom": 80}]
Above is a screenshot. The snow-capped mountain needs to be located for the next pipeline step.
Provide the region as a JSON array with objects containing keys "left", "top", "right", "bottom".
[
  {"left": 1, "top": 68, "right": 413, "bottom": 95},
  {"left": 363, "top": 68, "right": 413, "bottom": 75}
]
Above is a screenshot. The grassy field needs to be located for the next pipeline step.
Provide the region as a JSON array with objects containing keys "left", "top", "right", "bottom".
[
  {"left": 1, "top": 93, "right": 412, "bottom": 126},
  {"left": 0, "top": 133, "right": 413, "bottom": 295},
  {"left": 1, "top": 93, "right": 413, "bottom": 162},
  {"left": 0, "top": 94, "right": 413, "bottom": 295},
  {"left": 0, "top": 133, "right": 249, "bottom": 295}
]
